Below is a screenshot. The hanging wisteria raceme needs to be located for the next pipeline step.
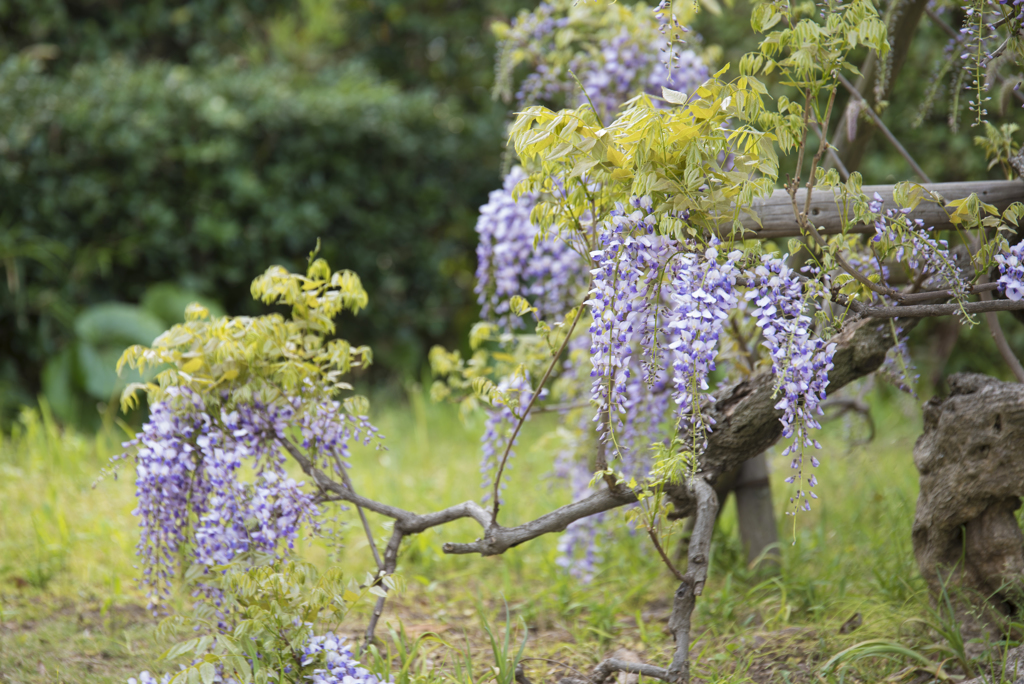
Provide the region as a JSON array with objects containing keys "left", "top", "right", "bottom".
[
  {"left": 666, "top": 241, "right": 743, "bottom": 453},
  {"left": 474, "top": 167, "right": 584, "bottom": 328},
  {"left": 996, "top": 241, "right": 1024, "bottom": 301},
  {"left": 838, "top": 239, "right": 917, "bottom": 393},
  {"left": 586, "top": 198, "right": 671, "bottom": 444},
  {"left": 117, "top": 388, "right": 379, "bottom": 608},
  {"left": 498, "top": 0, "right": 710, "bottom": 116},
  {"left": 871, "top": 194, "right": 969, "bottom": 305},
  {"left": 619, "top": 366, "right": 672, "bottom": 478},
  {"left": 746, "top": 255, "right": 836, "bottom": 511}
]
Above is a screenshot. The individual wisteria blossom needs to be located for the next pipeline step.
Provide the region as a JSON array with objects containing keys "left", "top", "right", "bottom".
[
  {"left": 666, "top": 241, "right": 743, "bottom": 453},
  {"left": 746, "top": 255, "right": 836, "bottom": 512},
  {"left": 474, "top": 167, "right": 584, "bottom": 328},
  {"left": 303, "top": 633, "right": 388, "bottom": 684},
  {"left": 117, "top": 388, "right": 379, "bottom": 608},
  {"left": 996, "top": 241, "right": 1024, "bottom": 301}
]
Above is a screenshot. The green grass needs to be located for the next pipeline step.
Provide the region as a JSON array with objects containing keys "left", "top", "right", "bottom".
[{"left": 0, "top": 386, "right": 1018, "bottom": 683}]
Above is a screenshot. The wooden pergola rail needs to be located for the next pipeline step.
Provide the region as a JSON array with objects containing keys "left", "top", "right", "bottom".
[{"left": 724, "top": 180, "right": 1024, "bottom": 239}]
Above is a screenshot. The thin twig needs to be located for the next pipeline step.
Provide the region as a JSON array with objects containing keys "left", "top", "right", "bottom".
[
  {"left": 802, "top": 87, "right": 839, "bottom": 221},
  {"left": 646, "top": 526, "right": 685, "bottom": 581},
  {"left": 898, "top": 281, "right": 999, "bottom": 304},
  {"left": 809, "top": 119, "right": 850, "bottom": 181},
  {"left": 864, "top": 297, "right": 1024, "bottom": 318},
  {"left": 331, "top": 452, "right": 383, "bottom": 571},
  {"left": 835, "top": 72, "right": 932, "bottom": 183},
  {"left": 363, "top": 528, "right": 404, "bottom": 651},
  {"left": 492, "top": 305, "right": 586, "bottom": 520}
]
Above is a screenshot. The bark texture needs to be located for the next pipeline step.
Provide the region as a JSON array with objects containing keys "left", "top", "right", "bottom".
[{"left": 912, "top": 373, "right": 1024, "bottom": 614}]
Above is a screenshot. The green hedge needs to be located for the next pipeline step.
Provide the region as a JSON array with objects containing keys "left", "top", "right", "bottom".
[
  {"left": 0, "top": 55, "right": 500, "bottom": 423},
  {"left": 0, "top": 0, "right": 294, "bottom": 65}
]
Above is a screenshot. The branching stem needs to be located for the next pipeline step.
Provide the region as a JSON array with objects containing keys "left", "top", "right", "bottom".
[{"left": 491, "top": 303, "right": 586, "bottom": 520}]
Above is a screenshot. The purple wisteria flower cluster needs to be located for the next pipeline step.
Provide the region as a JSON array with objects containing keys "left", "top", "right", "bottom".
[
  {"left": 474, "top": 167, "right": 584, "bottom": 328},
  {"left": 575, "top": 28, "right": 707, "bottom": 122},
  {"left": 501, "top": 1, "right": 709, "bottom": 118},
  {"left": 666, "top": 242, "right": 742, "bottom": 452},
  {"left": 128, "top": 631, "right": 387, "bottom": 684},
  {"left": 118, "top": 388, "right": 378, "bottom": 608},
  {"left": 746, "top": 255, "right": 836, "bottom": 511},
  {"left": 586, "top": 197, "right": 672, "bottom": 443},
  {"left": 553, "top": 431, "right": 604, "bottom": 583},
  {"left": 303, "top": 633, "right": 388, "bottom": 684},
  {"left": 871, "top": 193, "right": 968, "bottom": 304},
  {"left": 996, "top": 241, "right": 1024, "bottom": 301}
]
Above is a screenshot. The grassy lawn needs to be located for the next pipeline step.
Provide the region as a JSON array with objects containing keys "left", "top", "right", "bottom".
[{"left": 0, "top": 385, "right": 1016, "bottom": 683}]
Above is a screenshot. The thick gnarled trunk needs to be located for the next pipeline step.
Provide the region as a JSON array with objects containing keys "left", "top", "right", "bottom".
[{"left": 913, "top": 373, "right": 1024, "bottom": 616}]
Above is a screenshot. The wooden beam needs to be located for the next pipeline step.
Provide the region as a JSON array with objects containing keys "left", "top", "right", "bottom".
[{"left": 721, "top": 180, "right": 1024, "bottom": 240}]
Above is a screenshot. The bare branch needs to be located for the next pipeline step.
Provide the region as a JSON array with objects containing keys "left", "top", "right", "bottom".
[
  {"left": 278, "top": 438, "right": 494, "bottom": 533},
  {"left": 863, "top": 298, "right": 1024, "bottom": 318},
  {"left": 898, "top": 281, "right": 1000, "bottom": 304},
  {"left": 443, "top": 487, "right": 638, "bottom": 556},
  {"left": 667, "top": 478, "right": 718, "bottom": 684},
  {"left": 560, "top": 659, "right": 672, "bottom": 684}
]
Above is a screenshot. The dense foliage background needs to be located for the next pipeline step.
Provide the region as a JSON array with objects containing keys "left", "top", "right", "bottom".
[
  {"left": 2, "top": 0, "right": 1022, "bottom": 428},
  {"left": 0, "top": 0, "right": 530, "bottom": 426}
]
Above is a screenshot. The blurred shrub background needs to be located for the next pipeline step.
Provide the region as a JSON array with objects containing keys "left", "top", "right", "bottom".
[
  {"left": 0, "top": 0, "right": 530, "bottom": 427},
  {"left": 1, "top": 0, "right": 1021, "bottom": 428}
]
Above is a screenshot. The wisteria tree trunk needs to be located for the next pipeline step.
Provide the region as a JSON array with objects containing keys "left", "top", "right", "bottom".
[{"left": 912, "top": 373, "right": 1024, "bottom": 617}]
